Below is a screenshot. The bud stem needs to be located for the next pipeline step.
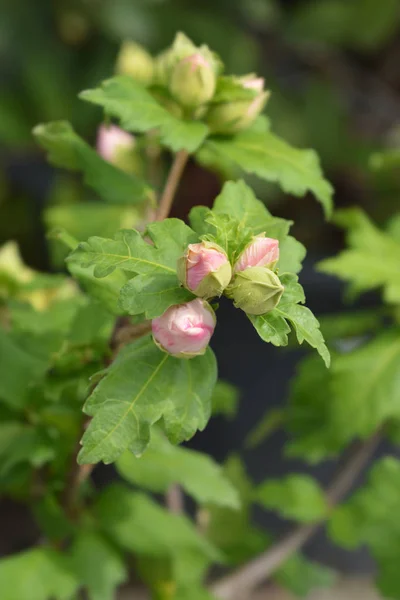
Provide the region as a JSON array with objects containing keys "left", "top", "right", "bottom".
[{"left": 155, "top": 149, "right": 189, "bottom": 221}]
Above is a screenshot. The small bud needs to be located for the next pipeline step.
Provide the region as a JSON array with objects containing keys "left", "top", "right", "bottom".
[
  {"left": 169, "top": 53, "right": 217, "bottom": 108},
  {"left": 152, "top": 299, "right": 216, "bottom": 358},
  {"left": 206, "top": 75, "right": 270, "bottom": 135},
  {"left": 234, "top": 235, "right": 279, "bottom": 273},
  {"left": 227, "top": 267, "right": 284, "bottom": 315},
  {"left": 177, "top": 242, "right": 232, "bottom": 299},
  {"left": 96, "top": 125, "right": 140, "bottom": 174},
  {"left": 116, "top": 40, "right": 154, "bottom": 86}
]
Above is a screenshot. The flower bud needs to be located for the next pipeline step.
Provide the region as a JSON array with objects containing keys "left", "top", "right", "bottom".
[
  {"left": 206, "top": 75, "right": 270, "bottom": 135},
  {"left": 227, "top": 267, "right": 284, "bottom": 315},
  {"left": 169, "top": 53, "right": 217, "bottom": 108},
  {"left": 96, "top": 125, "right": 140, "bottom": 173},
  {"left": 234, "top": 235, "right": 279, "bottom": 273},
  {"left": 152, "top": 298, "right": 216, "bottom": 358},
  {"left": 116, "top": 40, "right": 154, "bottom": 86},
  {"left": 177, "top": 242, "right": 232, "bottom": 299}
]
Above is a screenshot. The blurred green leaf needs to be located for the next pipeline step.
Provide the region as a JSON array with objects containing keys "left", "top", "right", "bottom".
[
  {"left": 34, "top": 121, "right": 151, "bottom": 205},
  {"left": 328, "top": 457, "right": 400, "bottom": 599},
  {"left": 275, "top": 553, "right": 336, "bottom": 598},
  {"left": 245, "top": 408, "right": 284, "bottom": 448},
  {"left": 95, "top": 485, "right": 221, "bottom": 585},
  {"left": 70, "top": 531, "right": 128, "bottom": 600},
  {"left": 0, "top": 548, "right": 78, "bottom": 600},
  {"left": 211, "top": 380, "right": 239, "bottom": 419},
  {"left": 318, "top": 208, "right": 400, "bottom": 304},
  {"left": 116, "top": 428, "right": 240, "bottom": 507},
  {"left": 256, "top": 474, "right": 328, "bottom": 523}
]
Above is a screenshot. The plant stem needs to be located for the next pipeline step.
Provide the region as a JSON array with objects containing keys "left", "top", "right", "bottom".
[
  {"left": 166, "top": 484, "right": 184, "bottom": 514},
  {"left": 61, "top": 417, "right": 93, "bottom": 518},
  {"left": 155, "top": 150, "right": 189, "bottom": 221},
  {"left": 211, "top": 431, "right": 381, "bottom": 600}
]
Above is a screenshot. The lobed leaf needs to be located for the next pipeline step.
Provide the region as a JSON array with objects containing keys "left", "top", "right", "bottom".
[
  {"left": 198, "top": 131, "right": 333, "bottom": 217},
  {"left": 67, "top": 219, "right": 197, "bottom": 278},
  {"left": 78, "top": 336, "right": 217, "bottom": 464},
  {"left": 80, "top": 76, "right": 209, "bottom": 153}
]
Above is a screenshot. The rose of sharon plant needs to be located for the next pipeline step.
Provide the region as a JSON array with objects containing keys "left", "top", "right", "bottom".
[
  {"left": 152, "top": 298, "right": 216, "bottom": 357},
  {"left": 2, "top": 30, "right": 369, "bottom": 600}
]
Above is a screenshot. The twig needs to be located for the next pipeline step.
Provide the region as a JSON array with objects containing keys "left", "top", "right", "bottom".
[
  {"left": 211, "top": 431, "right": 381, "bottom": 600},
  {"left": 155, "top": 150, "right": 189, "bottom": 221},
  {"left": 61, "top": 417, "right": 93, "bottom": 518},
  {"left": 166, "top": 484, "right": 185, "bottom": 514}
]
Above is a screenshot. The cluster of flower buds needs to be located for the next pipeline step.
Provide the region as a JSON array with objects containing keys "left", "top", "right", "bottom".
[
  {"left": 152, "top": 235, "right": 283, "bottom": 358},
  {"left": 114, "top": 33, "right": 269, "bottom": 132}
]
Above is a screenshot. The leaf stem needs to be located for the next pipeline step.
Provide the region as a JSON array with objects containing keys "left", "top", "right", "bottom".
[
  {"left": 210, "top": 431, "right": 381, "bottom": 600},
  {"left": 155, "top": 150, "right": 189, "bottom": 221}
]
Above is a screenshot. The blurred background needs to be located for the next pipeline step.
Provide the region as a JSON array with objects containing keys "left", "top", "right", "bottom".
[{"left": 1, "top": 0, "right": 400, "bottom": 597}]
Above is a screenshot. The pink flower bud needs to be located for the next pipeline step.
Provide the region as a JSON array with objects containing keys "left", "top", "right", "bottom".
[
  {"left": 177, "top": 242, "right": 232, "bottom": 299},
  {"left": 234, "top": 235, "right": 279, "bottom": 273},
  {"left": 242, "top": 76, "right": 265, "bottom": 93},
  {"left": 96, "top": 124, "right": 135, "bottom": 163},
  {"left": 152, "top": 299, "right": 216, "bottom": 358}
]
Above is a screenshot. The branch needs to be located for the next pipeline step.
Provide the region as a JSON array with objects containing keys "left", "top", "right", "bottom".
[
  {"left": 166, "top": 484, "right": 185, "bottom": 514},
  {"left": 61, "top": 417, "right": 93, "bottom": 518},
  {"left": 155, "top": 149, "right": 189, "bottom": 221},
  {"left": 211, "top": 431, "right": 381, "bottom": 600}
]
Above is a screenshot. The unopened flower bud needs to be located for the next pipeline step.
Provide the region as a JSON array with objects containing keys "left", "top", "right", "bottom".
[
  {"left": 152, "top": 299, "right": 216, "bottom": 358},
  {"left": 227, "top": 267, "right": 283, "bottom": 315},
  {"left": 177, "top": 242, "right": 232, "bottom": 299},
  {"left": 97, "top": 125, "right": 134, "bottom": 162},
  {"left": 234, "top": 235, "right": 279, "bottom": 273},
  {"left": 169, "top": 53, "right": 217, "bottom": 108},
  {"left": 116, "top": 40, "right": 154, "bottom": 86},
  {"left": 206, "top": 75, "right": 270, "bottom": 135}
]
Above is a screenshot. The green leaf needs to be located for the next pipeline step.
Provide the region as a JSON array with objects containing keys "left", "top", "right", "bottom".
[
  {"left": 80, "top": 76, "right": 209, "bottom": 153},
  {"left": 275, "top": 554, "right": 336, "bottom": 598},
  {"left": 67, "top": 219, "right": 198, "bottom": 278},
  {"left": 95, "top": 485, "right": 221, "bottom": 585},
  {"left": 68, "top": 300, "right": 115, "bottom": 347},
  {"left": 33, "top": 495, "right": 74, "bottom": 542},
  {"left": 287, "top": 329, "right": 400, "bottom": 461},
  {"left": 275, "top": 303, "right": 330, "bottom": 367},
  {"left": 245, "top": 409, "right": 284, "bottom": 448},
  {"left": 212, "top": 180, "right": 291, "bottom": 240},
  {"left": 249, "top": 273, "right": 330, "bottom": 366},
  {"left": 70, "top": 532, "right": 127, "bottom": 600},
  {"left": 34, "top": 121, "right": 151, "bottom": 205},
  {"left": 78, "top": 336, "right": 217, "bottom": 464},
  {"left": 256, "top": 474, "right": 328, "bottom": 523},
  {"left": 205, "top": 455, "right": 268, "bottom": 564},
  {"left": 211, "top": 380, "right": 239, "bottom": 419},
  {"left": 0, "top": 426, "right": 55, "bottom": 479},
  {"left": 0, "top": 548, "right": 78, "bottom": 600},
  {"left": 118, "top": 273, "right": 194, "bottom": 319},
  {"left": 198, "top": 131, "right": 333, "bottom": 217},
  {"left": 370, "top": 148, "right": 400, "bottom": 171},
  {"left": 328, "top": 457, "right": 400, "bottom": 599},
  {"left": 318, "top": 208, "right": 400, "bottom": 304},
  {"left": 0, "top": 330, "right": 51, "bottom": 408},
  {"left": 204, "top": 180, "right": 306, "bottom": 273},
  {"left": 116, "top": 429, "right": 239, "bottom": 508}
]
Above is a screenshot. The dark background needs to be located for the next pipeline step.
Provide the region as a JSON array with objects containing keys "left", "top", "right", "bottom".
[{"left": 1, "top": 0, "right": 400, "bottom": 575}]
